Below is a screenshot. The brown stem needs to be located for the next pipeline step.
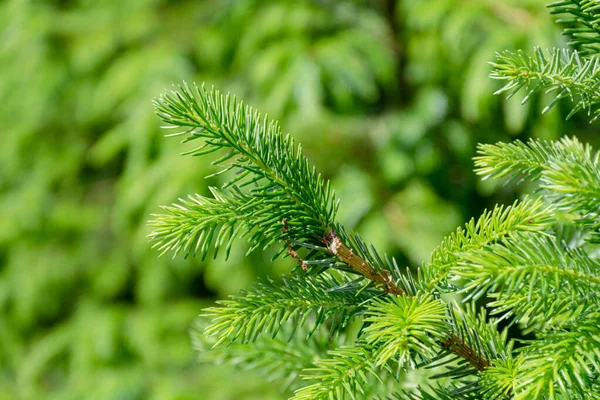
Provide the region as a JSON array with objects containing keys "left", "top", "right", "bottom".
[
  {"left": 441, "top": 334, "right": 491, "bottom": 372},
  {"left": 324, "top": 230, "right": 402, "bottom": 295},
  {"left": 323, "top": 228, "right": 492, "bottom": 371},
  {"left": 282, "top": 219, "right": 308, "bottom": 271}
]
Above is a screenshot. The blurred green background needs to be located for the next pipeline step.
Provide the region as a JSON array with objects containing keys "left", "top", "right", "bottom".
[{"left": 1, "top": 1, "right": 598, "bottom": 399}]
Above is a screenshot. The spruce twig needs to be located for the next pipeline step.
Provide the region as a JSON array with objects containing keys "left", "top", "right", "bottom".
[
  {"left": 440, "top": 335, "right": 491, "bottom": 372},
  {"left": 324, "top": 230, "right": 400, "bottom": 295},
  {"left": 323, "top": 230, "right": 493, "bottom": 372}
]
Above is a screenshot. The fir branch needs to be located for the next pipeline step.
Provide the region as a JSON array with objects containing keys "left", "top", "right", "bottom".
[
  {"left": 548, "top": 0, "right": 600, "bottom": 55},
  {"left": 324, "top": 232, "right": 497, "bottom": 375},
  {"left": 325, "top": 226, "right": 430, "bottom": 296},
  {"left": 476, "top": 137, "right": 600, "bottom": 237},
  {"left": 193, "top": 322, "right": 337, "bottom": 391},
  {"left": 487, "top": 287, "right": 600, "bottom": 333},
  {"left": 390, "top": 385, "right": 483, "bottom": 400},
  {"left": 149, "top": 187, "right": 266, "bottom": 259},
  {"left": 401, "top": 306, "right": 514, "bottom": 399},
  {"left": 420, "top": 197, "right": 555, "bottom": 292},
  {"left": 515, "top": 322, "right": 600, "bottom": 399},
  {"left": 363, "top": 293, "right": 450, "bottom": 367},
  {"left": 490, "top": 47, "right": 600, "bottom": 120},
  {"left": 152, "top": 83, "right": 338, "bottom": 255},
  {"left": 438, "top": 334, "right": 492, "bottom": 374},
  {"left": 457, "top": 233, "right": 600, "bottom": 298},
  {"left": 325, "top": 229, "right": 402, "bottom": 294},
  {"left": 439, "top": 304, "right": 511, "bottom": 375},
  {"left": 292, "top": 343, "right": 390, "bottom": 400},
  {"left": 543, "top": 140, "right": 600, "bottom": 214},
  {"left": 475, "top": 138, "right": 571, "bottom": 184},
  {"left": 454, "top": 233, "right": 600, "bottom": 329},
  {"left": 202, "top": 273, "right": 373, "bottom": 346},
  {"left": 582, "top": 384, "right": 600, "bottom": 400},
  {"left": 421, "top": 304, "right": 511, "bottom": 396},
  {"left": 152, "top": 83, "right": 492, "bottom": 384},
  {"left": 479, "top": 355, "right": 524, "bottom": 400}
]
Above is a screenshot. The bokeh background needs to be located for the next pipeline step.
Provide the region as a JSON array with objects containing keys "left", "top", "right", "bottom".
[{"left": 2, "top": 0, "right": 599, "bottom": 399}]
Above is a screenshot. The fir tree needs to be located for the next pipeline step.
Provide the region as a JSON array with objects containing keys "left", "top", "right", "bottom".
[{"left": 150, "top": 1, "right": 600, "bottom": 398}]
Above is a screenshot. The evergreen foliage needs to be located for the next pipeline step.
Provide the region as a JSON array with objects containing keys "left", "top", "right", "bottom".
[
  {"left": 490, "top": 1, "right": 600, "bottom": 121},
  {"left": 150, "top": 83, "right": 338, "bottom": 258},
  {"left": 420, "top": 197, "right": 555, "bottom": 292},
  {"left": 490, "top": 48, "right": 600, "bottom": 120},
  {"left": 202, "top": 273, "right": 372, "bottom": 346},
  {"left": 363, "top": 294, "right": 449, "bottom": 367},
  {"left": 193, "top": 322, "right": 337, "bottom": 392},
  {"left": 3, "top": 0, "right": 595, "bottom": 399},
  {"left": 150, "top": 1, "right": 600, "bottom": 398},
  {"left": 293, "top": 344, "right": 386, "bottom": 400},
  {"left": 549, "top": 0, "right": 600, "bottom": 55},
  {"left": 476, "top": 137, "right": 600, "bottom": 239}
]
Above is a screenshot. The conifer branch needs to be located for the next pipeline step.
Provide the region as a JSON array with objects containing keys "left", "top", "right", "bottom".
[
  {"left": 193, "top": 323, "right": 336, "bottom": 392},
  {"left": 150, "top": 78, "right": 600, "bottom": 398},
  {"left": 475, "top": 138, "right": 571, "bottom": 184},
  {"left": 548, "top": 0, "right": 600, "bottom": 55},
  {"left": 324, "top": 230, "right": 498, "bottom": 376},
  {"left": 479, "top": 356, "right": 523, "bottom": 399},
  {"left": 319, "top": 230, "right": 496, "bottom": 386},
  {"left": 363, "top": 293, "right": 450, "bottom": 367},
  {"left": 325, "top": 229, "right": 401, "bottom": 294},
  {"left": 152, "top": 83, "right": 339, "bottom": 255},
  {"left": 439, "top": 335, "right": 492, "bottom": 373},
  {"left": 149, "top": 187, "right": 266, "bottom": 259},
  {"left": 441, "top": 305, "right": 512, "bottom": 374},
  {"left": 454, "top": 233, "right": 600, "bottom": 331},
  {"left": 458, "top": 234, "right": 600, "bottom": 298},
  {"left": 484, "top": 223, "right": 600, "bottom": 330},
  {"left": 488, "top": 290, "right": 600, "bottom": 333},
  {"left": 325, "top": 232, "right": 496, "bottom": 376},
  {"left": 476, "top": 137, "right": 600, "bottom": 239},
  {"left": 202, "top": 273, "right": 373, "bottom": 346},
  {"left": 421, "top": 197, "right": 555, "bottom": 292},
  {"left": 515, "top": 322, "right": 600, "bottom": 399},
  {"left": 417, "top": 306, "right": 516, "bottom": 397},
  {"left": 490, "top": 47, "right": 600, "bottom": 120},
  {"left": 391, "top": 387, "right": 483, "bottom": 400},
  {"left": 293, "top": 344, "right": 389, "bottom": 400}
]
